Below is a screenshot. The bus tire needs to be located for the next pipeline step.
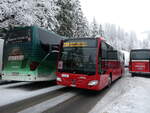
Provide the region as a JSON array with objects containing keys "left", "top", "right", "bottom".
[
  {"left": 108, "top": 75, "right": 112, "bottom": 87},
  {"left": 131, "top": 73, "right": 135, "bottom": 77}
]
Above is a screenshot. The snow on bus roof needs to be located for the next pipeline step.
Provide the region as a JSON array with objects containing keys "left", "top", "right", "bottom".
[{"left": 131, "top": 49, "right": 150, "bottom": 51}]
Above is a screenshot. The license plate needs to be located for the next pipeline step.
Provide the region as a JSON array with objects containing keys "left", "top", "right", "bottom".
[
  {"left": 12, "top": 72, "right": 19, "bottom": 76},
  {"left": 71, "top": 84, "right": 76, "bottom": 87},
  {"left": 137, "top": 67, "right": 143, "bottom": 70}
]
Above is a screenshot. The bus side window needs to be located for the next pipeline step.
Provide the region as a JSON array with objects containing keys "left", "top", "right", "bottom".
[
  {"left": 98, "top": 47, "right": 102, "bottom": 74},
  {"left": 101, "top": 42, "right": 107, "bottom": 60},
  {"left": 39, "top": 29, "right": 51, "bottom": 53},
  {"left": 99, "top": 42, "right": 107, "bottom": 74},
  {"left": 39, "top": 28, "right": 61, "bottom": 54}
]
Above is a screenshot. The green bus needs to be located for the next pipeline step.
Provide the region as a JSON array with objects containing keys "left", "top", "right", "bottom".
[{"left": 2, "top": 26, "right": 64, "bottom": 81}]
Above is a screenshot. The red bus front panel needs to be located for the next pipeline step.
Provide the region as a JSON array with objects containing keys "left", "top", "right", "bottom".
[{"left": 57, "top": 72, "right": 102, "bottom": 90}]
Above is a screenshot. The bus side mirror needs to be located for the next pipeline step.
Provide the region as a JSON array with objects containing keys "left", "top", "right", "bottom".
[
  {"left": 49, "top": 44, "right": 59, "bottom": 53},
  {"left": 51, "top": 50, "right": 59, "bottom": 53}
]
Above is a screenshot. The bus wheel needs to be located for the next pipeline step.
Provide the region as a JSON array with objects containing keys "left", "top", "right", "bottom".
[
  {"left": 108, "top": 76, "right": 112, "bottom": 87},
  {"left": 131, "top": 73, "right": 135, "bottom": 77}
]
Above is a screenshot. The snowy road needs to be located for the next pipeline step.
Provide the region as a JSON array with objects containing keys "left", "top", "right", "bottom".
[{"left": 0, "top": 69, "right": 150, "bottom": 113}]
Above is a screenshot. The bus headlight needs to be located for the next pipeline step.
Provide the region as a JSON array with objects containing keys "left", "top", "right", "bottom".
[
  {"left": 88, "top": 80, "right": 98, "bottom": 86},
  {"left": 62, "top": 74, "right": 69, "bottom": 78},
  {"left": 57, "top": 77, "right": 62, "bottom": 82}
]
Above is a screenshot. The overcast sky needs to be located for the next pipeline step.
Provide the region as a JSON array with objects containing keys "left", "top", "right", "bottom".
[{"left": 80, "top": 0, "right": 150, "bottom": 39}]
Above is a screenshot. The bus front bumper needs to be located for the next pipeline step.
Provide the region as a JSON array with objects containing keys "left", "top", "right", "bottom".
[
  {"left": 1, "top": 73, "right": 55, "bottom": 81},
  {"left": 56, "top": 73, "right": 100, "bottom": 91}
]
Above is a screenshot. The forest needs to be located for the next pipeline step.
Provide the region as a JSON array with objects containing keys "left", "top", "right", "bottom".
[{"left": 0, "top": 0, "right": 148, "bottom": 51}]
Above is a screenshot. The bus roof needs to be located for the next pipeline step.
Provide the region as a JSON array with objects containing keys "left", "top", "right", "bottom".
[{"left": 6, "top": 25, "right": 68, "bottom": 40}]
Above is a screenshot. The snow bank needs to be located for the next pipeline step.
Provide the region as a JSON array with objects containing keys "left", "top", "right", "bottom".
[
  {"left": 90, "top": 76, "right": 150, "bottom": 113},
  {"left": 101, "top": 86, "right": 150, "bottom": 113},
  {"left": 100, "top": 77, "right": 150, "bottom": 113}
]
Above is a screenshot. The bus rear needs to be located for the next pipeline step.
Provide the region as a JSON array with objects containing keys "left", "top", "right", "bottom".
[
  {"left": 2, "top": 26, "right": 36, "bottom": 81},
  {"left": 129, "top": 49, "right": 150, "bottom": 76},
  {"left": 2, "top": 26, "right": 63, "bottom": 81},
  {"left": 2, "top": 26, "right": 64, "bottom": 81}
]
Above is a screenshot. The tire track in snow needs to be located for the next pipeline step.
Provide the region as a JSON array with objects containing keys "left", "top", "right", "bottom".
[
  {"left": 0, "top": 82, "right": 31, "bottom": 89},
  {"left": 0, "top": 85, "right": 64, "bottom": 107},
  {"left": 0, "top": 86, "right": 76, "bottom": 113},
  {"left": 18, "top": 92, "right": 77, "bottom": 113}
]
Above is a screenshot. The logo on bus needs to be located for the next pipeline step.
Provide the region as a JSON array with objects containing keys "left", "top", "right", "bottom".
[{"left": 8, "top": 48, "right": 24, "bottom": 61}]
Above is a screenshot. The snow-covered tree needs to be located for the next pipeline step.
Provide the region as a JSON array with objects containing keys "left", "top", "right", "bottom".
[
  {"left": 104, "top": 23, "right": 117, "bottom": 48},
  {"left": 90, "top": 18, "right": 99, "bottom": 37},
  {"left": 0, "top": 0, "right": 141, "bottom": 50},
  {"left": 142, "top": 33, "right": 150, "bottom": 49},
  {"left": 56, "top": 0, "right": 89, "bottom": 38},
  {"left": 98, "top": 24, "right": 104, "bottom": 37},
  {"left": 71, "top": 0, "right": 90, "bottom": 38},
  {"left": 103, "top": 23, "right": 139, "bottom": 51},
  {"left": 0, "top": 0, "right": 58, "bottom": 30},
  {"left": 55, "top": 0, "right": 74, "bottom": 37}
]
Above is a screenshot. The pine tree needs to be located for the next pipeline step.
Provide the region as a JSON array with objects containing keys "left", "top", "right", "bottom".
[
  {"left": 98, "top": 24, "right": 104, "bottom": 37},
  {"left": 90, "top": 18, "right": 99, "bottom": 38},
  {"left": 72, "top": 0, "right": 90, "bottom": 38},
  {"left": 0, "top": 0, "right": 58, "bottom": 30},
  {"left": 55, "top": 0, "right": 74, "bottom": 37},
  {"left": 56, "top": 0, "right": 90, "bottom": 38}
]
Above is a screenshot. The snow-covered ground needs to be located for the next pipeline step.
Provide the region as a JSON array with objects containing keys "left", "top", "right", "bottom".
[
  {"left": 19, "top": 92, "right": 76, "bottom": 113},
  {"left": 90, "top": 72, "right": 150, "bottom": 113},
  {"left": 0, "top": 82, "right": 64, "bottom": 107},
  {"left": 1, "top": 70, "right": 150, "bottom": 113}
]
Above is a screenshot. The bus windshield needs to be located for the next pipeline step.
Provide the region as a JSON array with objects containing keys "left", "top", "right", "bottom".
[
  {"left": 6, "top": 27, "right": 31, "bottom": 44},
  {"left": 58, "top": 39, "right": 97, "bottom": 75},
  {"left": 131, "top": 50, "right": 150, "bottom": 60}
]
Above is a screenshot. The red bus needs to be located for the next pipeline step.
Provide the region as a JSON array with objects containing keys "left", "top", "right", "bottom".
[
  {"left": 129, "top": 49, "right": 150, "bottom": 77},
  {"left": 56, "top": 38, "right": 124, "bottom": 91}
]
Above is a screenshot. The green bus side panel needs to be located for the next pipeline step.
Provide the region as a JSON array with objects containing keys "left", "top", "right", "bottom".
[{"left": 2, "top": 26, "right": 59, "bottom": 81}]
